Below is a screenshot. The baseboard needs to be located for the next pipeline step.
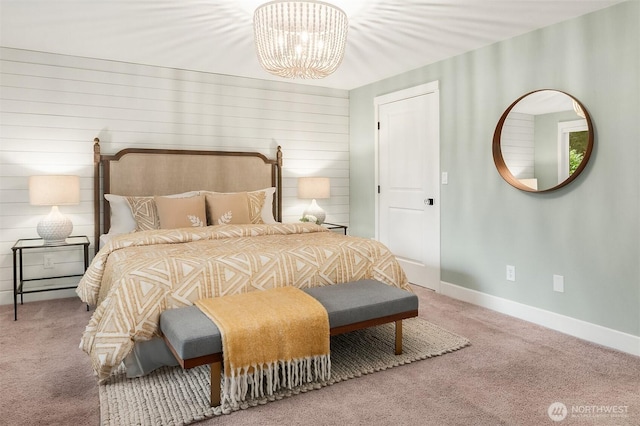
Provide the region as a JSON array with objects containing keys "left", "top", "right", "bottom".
[{"left": 439, "top": 281, "right": 640, "bottom": 357}]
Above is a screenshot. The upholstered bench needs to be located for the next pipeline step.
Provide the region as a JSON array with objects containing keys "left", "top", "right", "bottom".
[{"left": 160, "top": 279, "right": 418, "bottom": 406}]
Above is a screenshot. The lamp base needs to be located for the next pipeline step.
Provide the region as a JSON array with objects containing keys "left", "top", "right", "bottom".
[
  {"left": 37, "top": 206, "right": 73, "bottom": 244},
  {"left": 303, "top": 199, "right": 326, "bottom": 224}
]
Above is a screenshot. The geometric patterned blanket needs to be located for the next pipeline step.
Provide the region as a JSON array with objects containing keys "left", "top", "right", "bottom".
[{"left": 76, "top": 223, "right": 409, "bottom": 381}]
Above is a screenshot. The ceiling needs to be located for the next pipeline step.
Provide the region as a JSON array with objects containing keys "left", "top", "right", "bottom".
[
  {"left": 0, "top": 0, "right": 624, "bottom": 91},
  {"left": 512, "top": 90, "right": 576, "bottom": 115}
]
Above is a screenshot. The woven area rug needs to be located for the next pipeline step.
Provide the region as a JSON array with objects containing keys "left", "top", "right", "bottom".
[{"left": 99, "top": 317, "right": 470, "bottom": 426}]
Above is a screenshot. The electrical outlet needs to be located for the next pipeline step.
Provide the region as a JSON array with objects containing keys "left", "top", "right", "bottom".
[
  {"left": 44, "top": 255, "right": 55, "bottom": 269},
  {"left": 506, "top": 265, "right": 516, "bottom": 282},
  {"left": 441, "top": 172, "right": 448, "bottom": 185},
  {"left": 553, "top": 275, "right": 564, "bottom": 293}
]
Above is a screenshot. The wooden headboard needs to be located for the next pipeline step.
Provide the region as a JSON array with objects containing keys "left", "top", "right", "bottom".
[{"left": 93, "top": 138, "right": 283, "bottom": 251}]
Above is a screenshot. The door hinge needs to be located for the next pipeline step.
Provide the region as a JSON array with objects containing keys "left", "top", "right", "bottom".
[
  {"left": 377, "top": 122, "right": 380, "bottom": 130},
  {"left": 378, "top": 185, "right": 381, "bottom": 194}
]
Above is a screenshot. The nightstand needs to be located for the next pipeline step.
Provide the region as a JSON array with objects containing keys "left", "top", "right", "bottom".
[
  {"left": 12, "top": 235, "right": 90, "bottom": 320},
  {"left": 323, "top": 222, "right": 348, "bottom": 235}
]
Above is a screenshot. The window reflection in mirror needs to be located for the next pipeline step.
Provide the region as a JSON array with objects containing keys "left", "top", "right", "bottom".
[{"left": 493, "top": 90, "right": 594, "bottom": 193}]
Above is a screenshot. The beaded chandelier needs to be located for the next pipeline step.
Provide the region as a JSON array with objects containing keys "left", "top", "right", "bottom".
[{"left": 253, "top": 1, "right": 348, "bottom": 79}]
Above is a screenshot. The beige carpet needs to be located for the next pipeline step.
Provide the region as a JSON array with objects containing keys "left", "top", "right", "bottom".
[{"left": 99, "top": 317, "right": 469, "bottom": 426}]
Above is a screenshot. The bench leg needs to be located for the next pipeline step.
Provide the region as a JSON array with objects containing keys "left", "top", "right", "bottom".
[
  {"left": 210, "top": 361, "right": 221, "bottom": 407},
  {"left": 395, "top": 320, "right": 403, "bottom": 355}
]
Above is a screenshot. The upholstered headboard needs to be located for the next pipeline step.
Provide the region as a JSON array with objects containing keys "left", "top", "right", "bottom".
[{"left": 92, "top": 138, "right": 282, "bottom": 251}]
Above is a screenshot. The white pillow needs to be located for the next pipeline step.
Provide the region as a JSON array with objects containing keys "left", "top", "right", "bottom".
[
  {"left": 104, "top": 191, "right": 199, "bottom": 235},
  {"left": 104, "top": 194, "right": 136, "bottom": 235},
  {"left": 98, "top": 233, "right": 114, "bottom": 250},
  {"left": 261, "top": 187, "right": 277, "bottom": 224}
]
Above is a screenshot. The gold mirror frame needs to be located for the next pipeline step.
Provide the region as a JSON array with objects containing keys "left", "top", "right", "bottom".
[{"left": 492, "top": 89, "right": 594, "bottom": 193}]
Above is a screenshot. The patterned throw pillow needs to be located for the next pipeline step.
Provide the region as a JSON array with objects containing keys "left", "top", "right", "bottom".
[
  {"left": 125, "top": 196, "right": 159, "bottom": 231},
  {"left": 204, "top": 192, "right": 251, "bottom": 225},
  {"left": 199, "top": 189, "right": 273, "bottom": 223},
  {"left": 247, "top": 190, "right": 266, "bottom": 224},
  {"left": 259, "top": 187, "right": 277, "bottom": 224},
  {"left": 124, "top": 192, "right": 200, "bottom": 232},
  {"left": 154, "top": 195, "right": 207, "bottom": 229}
]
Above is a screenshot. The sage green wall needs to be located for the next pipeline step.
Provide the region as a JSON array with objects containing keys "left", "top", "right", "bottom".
[{"left": 349, "top": 1, "right": 639, "bottom": 336}]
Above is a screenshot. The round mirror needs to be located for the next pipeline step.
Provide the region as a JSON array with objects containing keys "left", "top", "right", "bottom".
[{"left": 493, "top": 90, "right": 594, "bottom": 192}]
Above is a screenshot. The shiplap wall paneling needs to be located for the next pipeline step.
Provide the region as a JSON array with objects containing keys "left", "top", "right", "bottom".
[
  {"left": 0, "top": 47, "right": 350, "bottom": 305},
  {"left": 501, "top": 112, "right": 535, "bottom": 179}
]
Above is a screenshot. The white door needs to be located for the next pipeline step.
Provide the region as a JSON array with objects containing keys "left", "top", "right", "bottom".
[{"left": 375, "top": 82, "right": 440, "bottom": 290}]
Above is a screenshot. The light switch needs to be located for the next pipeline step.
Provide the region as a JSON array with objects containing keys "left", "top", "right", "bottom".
[
  {"left": 441, "top": 172, "right": 448, "bottom": 185},
  {"left": 553, "top": 275, "right": 564, "bottom": 293}
]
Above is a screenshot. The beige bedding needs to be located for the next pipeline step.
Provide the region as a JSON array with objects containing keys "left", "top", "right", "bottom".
[{"left": 77, "top": 223, "right": 409, "bottom": 381}]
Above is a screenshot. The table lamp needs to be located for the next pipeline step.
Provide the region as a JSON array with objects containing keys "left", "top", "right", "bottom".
[
  {"left": 29, "top": 175, "right": 80, "bottom": 244},
  {"left": 298, "top": 177, "right": 330, "bottom": 224}
]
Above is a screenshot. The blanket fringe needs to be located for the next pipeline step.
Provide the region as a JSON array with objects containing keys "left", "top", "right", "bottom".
[{"left": 222, "top": 354, "right": 331, "bottom": 406}]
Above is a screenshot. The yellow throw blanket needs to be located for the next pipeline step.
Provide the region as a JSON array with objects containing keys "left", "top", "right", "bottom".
[{"left": 195, "top": 287, "right": 331, "bottom": 406}]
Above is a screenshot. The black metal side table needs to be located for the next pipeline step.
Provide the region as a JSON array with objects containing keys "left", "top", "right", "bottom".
[
  {"left": 323, "top": 222, "right": 348, "bottom": 235},
  {"left": 12, "top": 235, "right": 90, "bottom": 320}
]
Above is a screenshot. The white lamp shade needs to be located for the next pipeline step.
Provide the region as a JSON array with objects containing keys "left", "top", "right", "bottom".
[
  {"left": 29, "top": 175, "right": 80, "bottom": 206},
  {"left": 29, "top": 175, "right": 80, "bottom": 243},
  {"left": 298, "top": 177, "right": 330, "bottom": 199}
]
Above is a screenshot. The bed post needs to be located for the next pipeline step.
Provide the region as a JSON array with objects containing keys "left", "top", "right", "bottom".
[{"left": 93, "top": 138, "right": 101, "bottom": 254}]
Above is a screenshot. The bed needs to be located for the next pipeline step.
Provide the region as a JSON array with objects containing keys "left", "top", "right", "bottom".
[{"left": 77, "top": 139, "right": 410, "bottom": 381}]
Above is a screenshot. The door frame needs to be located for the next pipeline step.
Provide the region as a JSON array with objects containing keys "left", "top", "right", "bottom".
[{"left": 374, "top": 80, "right": 440, "bottom": 289}]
